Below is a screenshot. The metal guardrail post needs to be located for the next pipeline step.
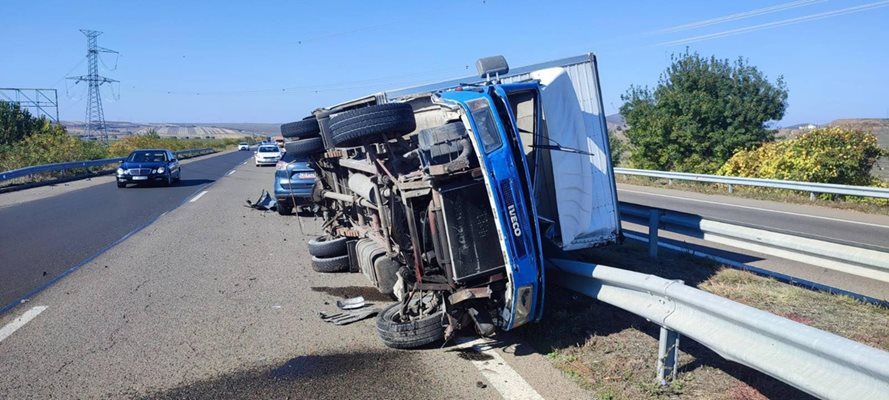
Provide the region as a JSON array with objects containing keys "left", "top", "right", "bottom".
[
  {"left": 657, "top": 326, "right": 680, "bottom": 384},
  {"left": 548, "top": 258, "right": 889, "bottom": 399},
  {"left": 727, "top": 184, "right": 733, "bottom": 194},
  {"left": 648, "top": 210, "right": 660, "bottom": 260}
]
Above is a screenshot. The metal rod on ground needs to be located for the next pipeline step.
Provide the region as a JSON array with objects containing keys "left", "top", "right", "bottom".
[
  {"left": 648, "top": 210, "right": 660, "bottom": 260},
  {"left": 657, "top": 326, "right": 680, "bottom": 384}
]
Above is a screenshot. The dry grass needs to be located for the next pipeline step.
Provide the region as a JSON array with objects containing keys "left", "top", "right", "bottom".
[
  {"left": 616, "top": 175, "right": 889, "bottom": 216},
  {"left": 521, "top": 241, "right": 889, "bottom": 399}
]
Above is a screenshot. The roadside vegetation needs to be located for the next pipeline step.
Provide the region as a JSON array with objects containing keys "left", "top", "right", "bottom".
[
  {"left": 522, "top": 241, "right": 889, "bottom": 399},
  {"left": 613, "top": 51, "right": 888, "bottom": 208},
  {"left": 0, "top": 101, "right": 243, "bottom": 186},
  {"left": 619, "top": 50, "right": 788, "bottom": 174}
]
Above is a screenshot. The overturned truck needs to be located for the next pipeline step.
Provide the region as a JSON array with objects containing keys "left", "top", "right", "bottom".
[{"left": 281, "top": 54, "right": 621, "bottom": 348}]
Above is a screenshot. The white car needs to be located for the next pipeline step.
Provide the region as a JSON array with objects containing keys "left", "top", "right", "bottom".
[
  {"left": 238, "top": 142, "right": 250, "bottom": 151},
  {"left": 254, "top": 145, "right": 282, "bottom": 166}
]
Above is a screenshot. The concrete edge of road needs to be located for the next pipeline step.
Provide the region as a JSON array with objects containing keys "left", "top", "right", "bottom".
[
  {"left": 0, "top": 149, "right": 240, "bottom": 209},
  {"left": 0, "top": 152, "right": 245, "bottom": 316}
]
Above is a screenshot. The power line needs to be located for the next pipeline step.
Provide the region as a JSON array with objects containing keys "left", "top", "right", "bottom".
[
  {"left": 650, "top": 0, "right": 826, "bottom": 34},
  {"left": 660, "top": 0, "right": 889, "bottom": 46},
  {"left": 126, "top": 65, "right": 470, "bottom": 97}
]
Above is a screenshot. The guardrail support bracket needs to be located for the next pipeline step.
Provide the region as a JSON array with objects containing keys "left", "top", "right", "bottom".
[
  {"left": 648, "top": 210, "right": 660, "bottom": 260},
  {"left": 657, "top": 326, "right": 680, "bottom": 384}
]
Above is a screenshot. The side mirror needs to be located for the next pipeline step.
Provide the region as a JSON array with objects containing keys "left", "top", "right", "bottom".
[{"left": 476, "top": 55, "right": 509, "bottom": 80}]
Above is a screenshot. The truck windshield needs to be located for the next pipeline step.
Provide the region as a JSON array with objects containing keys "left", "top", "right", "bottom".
[{"left": 467, "top": 99, "right": 502, "bottom": 153}]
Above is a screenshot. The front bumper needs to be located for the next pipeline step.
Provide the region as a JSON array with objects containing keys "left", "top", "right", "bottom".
[
  {"left": 255, "top": 158, "right": 279, "bottom": 165},
  {"left": 117, "top": 173, "right": 168, "bottom": 183}
]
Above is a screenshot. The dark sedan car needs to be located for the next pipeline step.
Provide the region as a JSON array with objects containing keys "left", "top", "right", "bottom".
[{"left": 116, "top": 149, "right": 181, "bottom": 188}]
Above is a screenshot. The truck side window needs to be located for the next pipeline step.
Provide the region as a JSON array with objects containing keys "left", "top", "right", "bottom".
[
  {"left": 467, "top": 99, "right": 502, "bottom": 153},
  {"left": 507, "top": 90, "right": 537, "bottom": 158}
]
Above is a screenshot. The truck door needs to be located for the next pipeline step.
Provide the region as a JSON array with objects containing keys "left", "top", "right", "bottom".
[{"left": 497, "top": 68, "right": 621, "bottom": 251}]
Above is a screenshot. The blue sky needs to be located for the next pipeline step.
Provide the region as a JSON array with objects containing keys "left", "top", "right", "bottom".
[{"left": 2, "top": 0, "right": 888, "bottom": 125}]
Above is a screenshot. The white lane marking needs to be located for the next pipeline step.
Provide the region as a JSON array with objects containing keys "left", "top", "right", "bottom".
[
  {"left": 0, "top": 306, "right": 47, "bottom": 343},
  {"left": 455, "top": 337, "right": 545, "bottom": 400},
  {"left": 226, "top": 170, "right": 236, "bottom": 176},
  {"left": 189, "top": 190, "right": 208, "bottom": 203},
  {"left": 618, "top": 188, "right": 889, "bottom": 230}
]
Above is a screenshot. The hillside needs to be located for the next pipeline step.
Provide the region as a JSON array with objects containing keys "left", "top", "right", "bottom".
[{"left": 61, "top": 121, "right": 277, "bottom": 139}]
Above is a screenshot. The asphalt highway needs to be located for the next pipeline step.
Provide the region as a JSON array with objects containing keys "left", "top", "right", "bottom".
[
  {"left": 0, "top": 150, "right": 252, "bottom": 308},
  {"left": 0, "top": 155, "right": 585, "bottom": 399}
]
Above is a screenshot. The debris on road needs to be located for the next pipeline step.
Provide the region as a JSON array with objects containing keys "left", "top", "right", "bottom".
[
  {"left": 336, "top": 296, "right": 366, "bottom": 310},
  {"left": 319, "top": 308, "right": 381, "bottom": 325},
  {"left": 245, "top": 190, "right": 277, "bottom": 211}
]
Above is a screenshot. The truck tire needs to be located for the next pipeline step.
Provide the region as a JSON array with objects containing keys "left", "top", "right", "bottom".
[
  {"left": 376, "top": 303, "right": 444, "bottom": 349},
  {"left": 311, "top": 254, "right": 349, "bottom": 273},
  {"left": 328, "top": 103, "right": 416, "bottom": 148},
  {"left": 281, "top": 118, "right": 320, "bottom": 139},
  {"left": 277, "top": 202, "right": 293, "bottom": 215},
  {"left": 307, "top": 235, "right": 348, "bottom": 258},
  {"left": 284, "top": 137, "right": 324, "bottom": 157}
]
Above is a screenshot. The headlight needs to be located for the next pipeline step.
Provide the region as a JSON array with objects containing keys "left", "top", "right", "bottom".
[
  {"left": 157, "top": 167, "right": 166, "bottom": 173},
  {"left": 511, "top": 285, "right": 535, "bottom": 328},
  {"left": 116, "top": 168, "right": 124, "bottom": 175}
]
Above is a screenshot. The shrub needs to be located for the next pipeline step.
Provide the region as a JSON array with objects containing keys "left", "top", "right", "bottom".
[
  {"left": 107, "top": 129, "right": 238, "bottom": 157},
  {"left": 718, "top": 127, "right": 888, "bottom": 205},
  {"left": 0, "top": 121, "right": 107, "bottom": 172},
  {"left": 718, "top": 127, "right": 886, "bottom": 185}
]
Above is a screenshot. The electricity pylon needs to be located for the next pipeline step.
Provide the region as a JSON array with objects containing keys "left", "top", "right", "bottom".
[{"left": 68, "top": 29, "right": 118, "bottom": 141}]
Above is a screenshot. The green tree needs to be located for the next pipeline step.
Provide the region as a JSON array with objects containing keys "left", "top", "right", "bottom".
[
  {"left": 620, "top": 51, "right": 788, "bottom": 173},
  {"left": 0, "top": 101, "right": 43, "bottom": 148},
  {"left": 608, "top": 134, "right": 626, "bottom": 166}
]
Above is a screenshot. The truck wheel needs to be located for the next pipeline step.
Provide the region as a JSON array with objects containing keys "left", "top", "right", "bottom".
[
  {"left": 376, "top": 303, "right": 444, "bottom": 349},
  {"left": 307, "top": 235, "right": 348, "bottom": 258},
  {"left": 281, "top": 118, "right": 320, "bottom": 139},
  {"left": 284, "top": 137, "right": 324, "bottom": 157},
  {"left": 329, "top": 103, "right": 416, "bottom": 147},
  {"left": 311, "top": 254, "right": 349, "bottom": 273}
]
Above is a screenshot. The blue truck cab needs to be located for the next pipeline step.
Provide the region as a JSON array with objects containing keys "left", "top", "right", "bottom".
[{"left": 297, "top": 54, "right": 621, "bottom": 348}]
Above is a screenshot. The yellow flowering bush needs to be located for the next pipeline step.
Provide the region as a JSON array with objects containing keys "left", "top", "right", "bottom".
[{"left": 718, "top": 127, "right": 887, "bottom": 205}]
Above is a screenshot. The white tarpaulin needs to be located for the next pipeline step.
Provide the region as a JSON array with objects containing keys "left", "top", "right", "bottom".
[{"left": 531, "top": 67, "right": 619, "bottom": 250}]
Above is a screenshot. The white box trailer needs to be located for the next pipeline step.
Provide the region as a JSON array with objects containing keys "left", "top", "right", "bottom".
[{"left": 324, "top": 53, "right": 621, "bottom": 251}]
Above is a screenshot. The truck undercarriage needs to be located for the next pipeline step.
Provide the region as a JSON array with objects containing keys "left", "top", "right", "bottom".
[{"left": 280, "top": 55, "right": 621, "bottom": 348}]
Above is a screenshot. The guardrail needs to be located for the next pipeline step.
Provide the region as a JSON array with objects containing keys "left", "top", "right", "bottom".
[
  {"left": 0, "top": 148, "right": 216, "bottom": 183},
  {"left": 547, "top": 258, "right": 889, "bottom": 400},
  {"left": 620, "top": 203, "right": 889, "bottom": 284},
  {"left": 614, "top": 167, "right": 889, "bottom": 199}
]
